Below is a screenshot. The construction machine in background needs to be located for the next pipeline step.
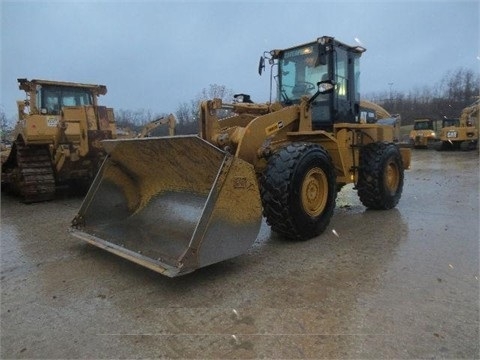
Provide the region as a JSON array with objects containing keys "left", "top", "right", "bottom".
[
  {"left": 115, "top": 114, "right": 176, "bottom": 139},
  {"left": 359, "top": 100, "right": 402, "bottom": 142},
  {"left": 137, "top": 114, "right": 176, "bottom": 138},
  {"left": 434, "top": 99, "right": 479, "bottom": 151},
  {"left": 359, "top": 99, "right": 391, "bottom": 121},
  {"left": 70, "top": 36, "right": 411, "bottom": 277},
  {"left": 1, "top": 79, "right": 116, "bottom": 202},
  {"left": 409, "top": 118, "right": 437, "bottom": 148}
]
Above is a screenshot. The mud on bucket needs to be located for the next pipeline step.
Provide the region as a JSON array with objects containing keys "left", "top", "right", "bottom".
[{"left": 70, "top": 135, "right": 262, "bottom": 277}]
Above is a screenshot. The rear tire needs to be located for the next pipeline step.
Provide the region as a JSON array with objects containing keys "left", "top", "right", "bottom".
[
  {"left": 260, "top": 143, "right": 337, "bottom": 240},
  {"left": 460, "top": 140, "right": 478, "bottom": 151},
  {"left": 357, "top": 142, "right": 404, "bottom": 210}
]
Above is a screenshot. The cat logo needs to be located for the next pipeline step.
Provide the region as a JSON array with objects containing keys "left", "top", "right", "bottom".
[{"left": 265, "top": 121, "right": 284, "bottom": 136}]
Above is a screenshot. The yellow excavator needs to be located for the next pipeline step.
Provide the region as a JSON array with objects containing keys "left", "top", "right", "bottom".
[
  {"left": 434, "top": 99, "right": 479, "bottom": 151},
  {"left": 359, "top": 99, "right": 392, "bottom": 120},
  {"left": 137, "top": 114, "right": 176, "bottom": 138},
  {"left": 70, "top": 36, "right": 411, "bottom": 277}
]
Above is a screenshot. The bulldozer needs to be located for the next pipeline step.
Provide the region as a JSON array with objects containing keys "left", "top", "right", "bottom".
[
  {"left": 70, "top": 36, "right": 411, "bottom": 277},
  {"left": 434, "top": 99, "right": 479, "bottom": 151},
  {"left": 1, "top": 79, "right": 116, "bottom": 203},
  {"left": 409, "top": 118, "right": 437, "bottom": 148}
]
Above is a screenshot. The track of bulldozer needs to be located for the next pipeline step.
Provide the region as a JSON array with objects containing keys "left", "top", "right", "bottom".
[{"left": 2, "top": 141, "right": 56, "bottom": 203}]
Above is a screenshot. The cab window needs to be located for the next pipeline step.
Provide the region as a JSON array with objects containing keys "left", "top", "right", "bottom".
[
  {"left": 39, "top": 86, "right": 93, "bottom": 114},
  {"left": 278, "top": 45, "right": 328, "bottom": 103}
]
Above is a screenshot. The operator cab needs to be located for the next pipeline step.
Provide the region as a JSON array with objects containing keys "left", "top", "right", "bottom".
[
  {"left": 37, "top": 85, "right": 95, "bottom": 115},
  {"left": 263, "top": 36, "right": 365, "bottom": 130},
  {"left": 442, "top": 118, "right": 459, "bottom": 128},
  {"left": 414, "top": 119, "right": 434, "bottom": 130},
  {"left": 17, "top": 79, "right": 107, "bottom": 116}
]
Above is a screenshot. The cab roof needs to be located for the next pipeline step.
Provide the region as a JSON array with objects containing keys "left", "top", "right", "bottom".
[
  {"left": 271, "top": 36, "right": 366, "bottom": 58},
  {"left": 17, "top": 78, "right": 107, "bottom": 95}
]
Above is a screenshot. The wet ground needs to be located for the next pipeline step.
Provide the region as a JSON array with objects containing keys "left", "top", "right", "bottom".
[{"left": 1, "top": 150, "right": 479, "bottom": 359}]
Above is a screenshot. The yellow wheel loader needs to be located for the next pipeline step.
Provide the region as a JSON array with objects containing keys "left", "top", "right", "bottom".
[
  {"left": 409, "top": 118, "right": 437, "bottom": 148},
  {"left": 70, "top": 36, "right": 411, "bottom": 277},
  {"left": 1, "top": 79, "right": 116, "bottom": 202}
]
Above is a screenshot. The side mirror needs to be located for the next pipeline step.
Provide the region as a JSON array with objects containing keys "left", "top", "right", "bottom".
[
  {"left": 308, "top": 80, "right": 335, "bottom": 105},
  {"left": 317, "top": 80, "right": 335, "bottom": 94},
  {"left": 233, "top": 93, "right": 253, "bottom": 103},
  {"left": 258, "top": 56, "right": 265, "bottom": 75}
]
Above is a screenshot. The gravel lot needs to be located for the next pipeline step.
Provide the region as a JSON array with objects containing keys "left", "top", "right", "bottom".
[{"left": 1, "top": 149, "right": 479, "bottom": 359}]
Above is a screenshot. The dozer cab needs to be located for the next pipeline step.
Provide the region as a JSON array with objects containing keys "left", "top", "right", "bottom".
[
  {"left": 409, "top": 118, "right": 437, "bottom": 148},
  {"left": 434, "top": 99, "right": 479, "bottom": 151},
  {"left": 70, "top": 36, "right": 411, "bottom": 277},
  {"left": 1, "top": 79, "right": 116, "bottom": 202}
]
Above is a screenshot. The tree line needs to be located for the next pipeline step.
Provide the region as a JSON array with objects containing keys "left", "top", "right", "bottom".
[
  {"left": 1, "top": 67, "right": 478, "bottom": 140},
  {"left": 365, "top": 67, "right": 479, "bottom": 125},
  {"left": 117, "top": 67, "right": 478, "bottom": 135},
  {"left": 114, "top": 83, "right": 233, "bottom": 136}
]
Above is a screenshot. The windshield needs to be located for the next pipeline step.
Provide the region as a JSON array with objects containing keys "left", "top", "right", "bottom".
[
  {"left": 443, "top": 118, "right": 459, "bottom": 127},
  {"left": 278, "top": 45, "right": 328, "bottom": 103},
  {"left": 38, "top": 86, "right": 94, "bottom": 115},
  {"left": 414, "top": 120, "right": 433, "bottom": 130}
]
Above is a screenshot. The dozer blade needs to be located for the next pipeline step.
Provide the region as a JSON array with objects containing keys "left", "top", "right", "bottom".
[{"left": 70, "top": 136, "right": 262, "bottom": 277}]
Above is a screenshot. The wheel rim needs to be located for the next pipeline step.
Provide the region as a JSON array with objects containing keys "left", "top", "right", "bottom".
[
  {"left": 301, "top": 167, "right": 328, "bottom": 217},
  {"left": 385, "top": 160, "right": 400, "bottom": 193}
]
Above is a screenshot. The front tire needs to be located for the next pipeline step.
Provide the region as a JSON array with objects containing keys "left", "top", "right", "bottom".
[
  {"left": 260, "top": 143, "right": 337, "bottom": 240},
  {"left": 357, "top": 142, "right": 404, "bottom": 210}
]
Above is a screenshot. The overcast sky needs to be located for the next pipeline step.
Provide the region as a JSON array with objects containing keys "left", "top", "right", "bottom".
[{"left": 1, "top": 0, "right": 479, "bottom": 118}]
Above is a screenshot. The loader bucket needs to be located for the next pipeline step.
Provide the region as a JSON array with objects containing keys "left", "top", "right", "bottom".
[{"left": 70, "top": 136, "right": 262, "bottom": 277}]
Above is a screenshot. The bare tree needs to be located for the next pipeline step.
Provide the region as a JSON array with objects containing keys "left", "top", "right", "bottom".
[
  {"left": 0, "top": 108, "right": 12, "bottom": 142},
  {"left": 174, "top": 84, "right": 234, "bottom": 134},
  {"left": 197, "top": 84, "right": 234, "bottom": 102},
  {"left": 440, "top": 67, "right": 479, "bottom": 103},
  {"left": 365, "top": 67, "right": 479, "bottom": 125}
]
